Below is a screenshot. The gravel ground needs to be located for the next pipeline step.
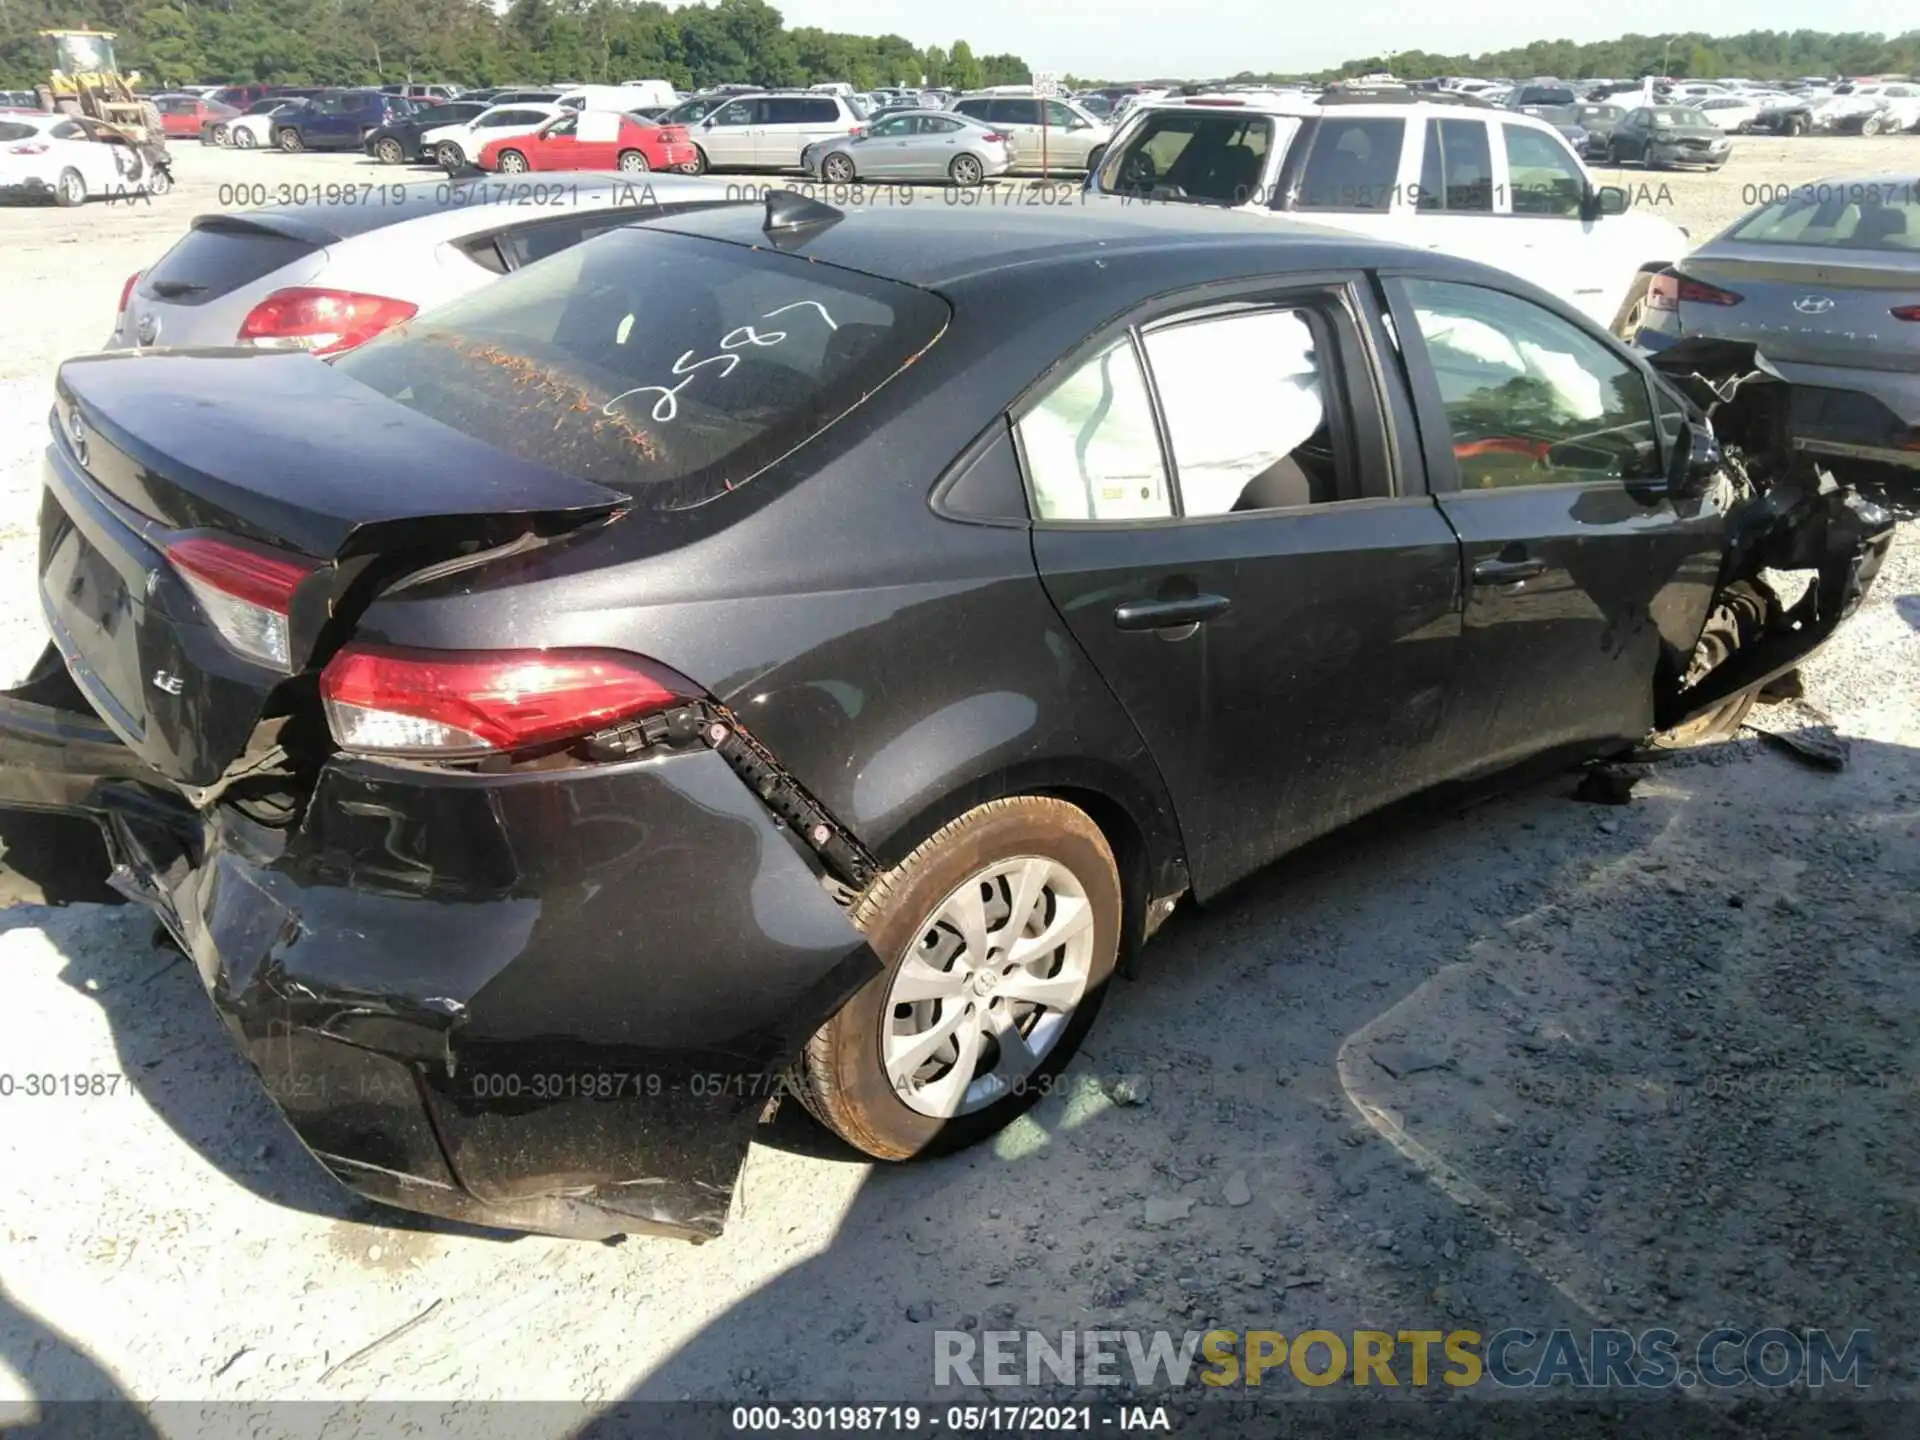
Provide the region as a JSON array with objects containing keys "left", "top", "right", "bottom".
[{"left": 0, "top": 137, "right": 1916, "bottom": 1431}]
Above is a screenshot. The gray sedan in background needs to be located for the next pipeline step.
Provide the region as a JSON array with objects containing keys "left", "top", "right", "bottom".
[
  {"left": 1637, "top": 172, "right": 1920, "bottom": 470},
  {"left": 802, "top": 109, "right": 1012, "bottom": 187}
]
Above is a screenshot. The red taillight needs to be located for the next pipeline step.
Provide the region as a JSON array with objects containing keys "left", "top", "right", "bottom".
[
  {"left": 1648, "top": 271, "right": 1742, "bottom": 311},
  {"left": 236, "top": 287, "right": 419, "bottom": 356},
  {"left": 8, "top": 142, "right": 49, "bottom": 154},
  {"left": 1891, "top": 305, "right": 1920, "bottom": 321},
  {"left": 118, "top": 271, "right": 140, "bottom": 314},
  {"left": 166, "top": 535, "right": 320, "bottom": 671},
  {"left": 319, "top": 646, "right": 701, "bottom": 757},
  {"left": 980, "top": 132, "right": 1008, "bottom": 143}
]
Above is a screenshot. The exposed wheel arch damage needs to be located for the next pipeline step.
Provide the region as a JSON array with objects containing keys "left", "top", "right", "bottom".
[{"left": 1646, "top": 339, "right": 1896, "bottom": 736}]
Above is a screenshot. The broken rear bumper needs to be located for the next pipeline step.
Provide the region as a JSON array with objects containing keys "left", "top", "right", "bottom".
[{"left": 0, "top": 668, "right": 880, "bottom": 1240}]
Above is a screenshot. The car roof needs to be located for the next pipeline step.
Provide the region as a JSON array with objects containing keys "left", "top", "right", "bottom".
[
  {"left": 208, "top": 174, "right": 736, "bottom": 246},
  {"left": 645, "top": 194, "right": 1462, "bottom": 292}
]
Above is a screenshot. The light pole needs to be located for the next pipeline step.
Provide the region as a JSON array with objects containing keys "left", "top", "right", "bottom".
[{"left": 1662, "top": 38, "right": 1673, "bottom": 77}]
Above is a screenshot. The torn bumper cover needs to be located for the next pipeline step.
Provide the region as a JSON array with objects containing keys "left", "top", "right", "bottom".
[
  {"left": 1648, "top": 342, "right": 1898, "bottom": 732},
  {"left": 0, "top": 679, "right": 881, "bottom": 1241}
]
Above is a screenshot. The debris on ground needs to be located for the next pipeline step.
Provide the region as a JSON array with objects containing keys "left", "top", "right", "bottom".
[{"left": 1744, "top": 696, "right": 1851, "bottom": 770}]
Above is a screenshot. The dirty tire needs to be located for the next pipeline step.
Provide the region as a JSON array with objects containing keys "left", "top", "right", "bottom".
[
  {"left": 1653, "top": 580, "right": 1771, "bottom": 748},
  {"left": 375, "top": 136, "right": 404, "bottom": 164},
  {"left": 1611, "top": 272, "right": 1656, "bottom": 340},
  {"left": 277, "top": 127, "right": 303, "bottom": 153},
  {"left": 793, "top": 797, "right": 1122, "bottom": 1160},
  {"left": 54, "top": 168, "right": 86, "bottom": 207}
]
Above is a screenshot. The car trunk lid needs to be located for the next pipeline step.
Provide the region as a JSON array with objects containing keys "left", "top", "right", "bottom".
[
  {"left": 43, "top": 349, "right": 624, "bottom": 788},
  {"left": 1678, "top": 243, "right": 1920, "bottom": 372}
]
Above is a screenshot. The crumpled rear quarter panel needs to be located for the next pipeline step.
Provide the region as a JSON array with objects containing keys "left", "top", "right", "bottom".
[{"left": 149, "top": 746, "right": 880, "bottom": 1240}]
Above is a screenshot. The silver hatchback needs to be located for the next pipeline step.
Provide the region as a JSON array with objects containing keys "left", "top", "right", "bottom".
[{"left": 802, "top": 110, "right": 1012, "bottom": 187}]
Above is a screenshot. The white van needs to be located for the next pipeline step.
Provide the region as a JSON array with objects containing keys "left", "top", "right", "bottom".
[
  {"left": 618, "top": 79, "right": 677, "bottom": 108},
  {"left": 559, "top": 85, "right": 653, "bottom": 114}
]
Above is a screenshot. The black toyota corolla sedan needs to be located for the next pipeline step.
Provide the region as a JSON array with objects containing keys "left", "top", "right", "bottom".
[{"left": 0, "top": 187, "right": 1891, "bottom": 1241}]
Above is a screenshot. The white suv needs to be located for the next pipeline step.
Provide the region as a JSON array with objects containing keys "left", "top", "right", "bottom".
[{"left": 1088, "top": 88, "right": 1689, "bottom": 335}]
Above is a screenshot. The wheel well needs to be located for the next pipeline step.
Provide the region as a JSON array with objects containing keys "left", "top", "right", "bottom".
[{"left": 865, "top": 773, "right": 1185, "bottom": 979}]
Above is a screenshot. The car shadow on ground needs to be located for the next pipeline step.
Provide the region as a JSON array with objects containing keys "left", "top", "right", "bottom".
[
  {"left": 0, "top": 1281, "right": 157, "bottom": 1435},
  {"left": 601, "top": 730, "right": 1918, "bottom": 1432},
  {"left": 1, "top": 729, "right": 1915, "bottom": 1431}
]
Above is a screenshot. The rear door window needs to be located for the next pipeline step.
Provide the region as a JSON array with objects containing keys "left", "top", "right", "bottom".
[
  {"left": 803, "top": 98, "right": 840, "bottom": 124},
  {"left": 1416, "top": 118, "right": 1493, "bottom": 212},
  {"left": 1141, "top": 308, "right": 1349, "bottom": 514},
  {"left": 0, "top": 121, "right": 37, "bottom": 142},
  {"left": 1294, "top": 117, "right": 1406, "bottom": 211},
  {"left": 1015, "top": 337, "right": 1170, "bottom": 521},
  {"left": 990, "top": 99, "right": 1041, "bottom": 126},
  {"left": 333, "top": 228, "right": 950, "bottom": 510}
]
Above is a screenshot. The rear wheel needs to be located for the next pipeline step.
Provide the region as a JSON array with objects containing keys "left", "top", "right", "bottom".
[
  {"left": 497, "top": 148, "right": 529, "bottom": 173},
  {"left": 144, "top": 164, "right": 172, "bottom": 197},
  {"left": 1612, "top": 272, "right": 1655, "bottom": 340},
  {"left": 1860, "top": 113, "right": 1886, "bottom": 136},
  {"left": 948, "top": 153, "right": 983, "bottom": 187},
  {"left": 374, "top": 136, "right": 404, "bottom": 164},
  {"left": 54, "top": 167, "right": 86, "bottom": 207},
  {"left": 277, "top": 127, "right": 303, "bottom": 153},
  {"left": 793, "top": 797, "right": 1122, "bottom": 1159},
  {"left": 1653, "top": 580, "right": 1772, "bottom": 748},
  {"left": 686, "top": 145, "right": 709, "bottom": 175},
  {"left": 233, "top": 126, "right": 257, "bottom": 149},
  {"left": 821, "top": 150, "right": 856, "bottom": 183},
  {"left": 1787, "top": 112, "right": 1809, "bottom": 136},
  {"left": 210, "top": 124, "right": 228, "bottom": 146},
  {"left": 617, "top": 148, "right": 650, "bottom": 173}
]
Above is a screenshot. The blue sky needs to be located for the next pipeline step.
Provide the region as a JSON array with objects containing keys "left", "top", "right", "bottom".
[{"left": 772, "top": 0, "right": 1905, "bottom": 77}]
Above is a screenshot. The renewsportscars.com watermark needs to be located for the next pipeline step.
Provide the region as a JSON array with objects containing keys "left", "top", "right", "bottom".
[{"left": 934, "top": 1327, "right": 1871, "bottom": 1391}]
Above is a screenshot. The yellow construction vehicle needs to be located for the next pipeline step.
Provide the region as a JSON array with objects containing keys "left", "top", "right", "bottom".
[{"left": 35, "top": 29, "right": 165, "bottom": 150}]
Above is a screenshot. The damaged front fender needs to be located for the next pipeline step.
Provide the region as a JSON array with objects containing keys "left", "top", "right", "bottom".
[{"left": 1648, "top": 343, "right": 1896, "bottom": 731}]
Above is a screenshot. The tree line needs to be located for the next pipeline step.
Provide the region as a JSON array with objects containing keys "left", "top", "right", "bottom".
[
  {"left": 0, "top": 0, "right": 1033, "bottom": 91},
  {"left": 1068, "top": 29, "right": 1920, "bottom": 88}
]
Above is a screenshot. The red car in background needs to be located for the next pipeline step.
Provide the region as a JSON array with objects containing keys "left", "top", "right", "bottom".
[
  {"left": 153, "top": 92, "right": 237, "bottom": 139},
  {"left": 477, "top": 109, "right": 698, "bottom": 174}
]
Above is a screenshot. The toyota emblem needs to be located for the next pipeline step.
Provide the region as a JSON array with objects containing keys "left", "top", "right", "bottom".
[
  {"left": 136, "top": 312, "right": 159, "bottom": 345},
  {"left": 1792, "top": 295, "right": 1836, "bottom": 315},
  {"left": 67, "top": 409, "right": 88, "bottom": 466}
]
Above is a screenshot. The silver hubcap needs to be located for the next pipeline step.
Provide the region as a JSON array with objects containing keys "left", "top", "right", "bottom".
[
  {"left": 502, "top": 154, "right": 525, "bottom": 171},
  {"left": 883, "top": 855, "right": 1095, "bottom": 1120},
  {"left": 62, "top": 175, "right": 82, "bottom": 201},
  {"left": 621, "top": 153, "right": 645, "bottom": 171},
  {"left": 955, "top": 159, "right": 979, "bottom": 183},
  {"left": 826, "top": 157, "right": 852, "bottom": 181}
]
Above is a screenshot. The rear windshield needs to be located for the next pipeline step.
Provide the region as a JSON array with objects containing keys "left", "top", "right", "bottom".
[
  {"left": 332, "top": 227, "right": 950, "bottom": 509},
  {"left": 140, "top": 222, "right": 321, "bottom": 306},
  {"left": 1728, "top": 192, "right": 1920, "bottom": 250},
  {"left": 1095, "top": 111, "right": 1274, "bottom": 204}
]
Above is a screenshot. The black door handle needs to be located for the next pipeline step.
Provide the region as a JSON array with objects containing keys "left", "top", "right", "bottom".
[
  {"left": 1472, "top": 557, "right": 1547, "bottom": 585},
  {"left": 1113, "top": 594, "right": 1232, "bottom": 631}
]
